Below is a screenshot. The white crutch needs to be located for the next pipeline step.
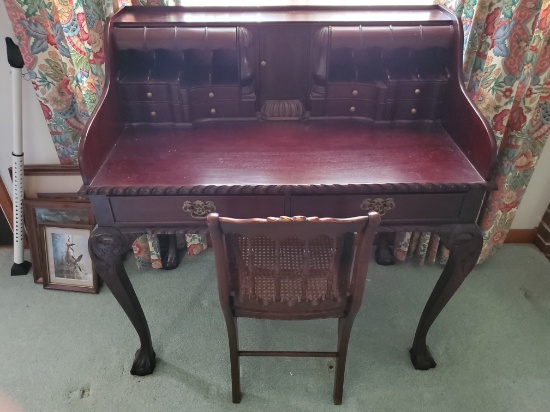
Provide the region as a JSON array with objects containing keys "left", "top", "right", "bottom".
[{"left": 6, "top": 37, "right": 31, "bottom": 276}]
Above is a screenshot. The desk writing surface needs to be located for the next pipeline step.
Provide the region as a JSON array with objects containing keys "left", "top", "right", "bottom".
[{"left": 90, "top": 120, "right": 484, "bottom": 189}]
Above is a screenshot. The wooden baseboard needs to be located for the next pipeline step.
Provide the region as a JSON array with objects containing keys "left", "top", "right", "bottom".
[
  {"left": 9, "top": 164, "right": 80, "bottom": 179},
  {"left": 504, "top": 229, "right": 537, "bottom": 243}
]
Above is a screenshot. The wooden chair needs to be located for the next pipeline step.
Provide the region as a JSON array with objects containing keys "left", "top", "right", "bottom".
[{"left": 207, "top": 212, "right": 380, "bottom": 405}]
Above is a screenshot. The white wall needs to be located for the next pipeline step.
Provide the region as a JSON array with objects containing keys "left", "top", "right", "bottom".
[
  {"left": 511, "top": 140, "right": 550, "bottom": 229},
  {"left": 0, "top": 7, "right": 62, "bottom": 196},
  {"left": 1, "top": 4, "right": 549, "bottom": 228}
]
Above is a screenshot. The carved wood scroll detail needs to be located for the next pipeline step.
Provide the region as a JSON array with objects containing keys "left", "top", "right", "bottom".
[
  {"left": 89, "top": 228, "right": 144, "bottom": 279},
  {"left": 361, "top": 197, "right": 396, "bottom": 216},
  {"left": 182, "top": 200, "right": 217, "bottom": 219}
]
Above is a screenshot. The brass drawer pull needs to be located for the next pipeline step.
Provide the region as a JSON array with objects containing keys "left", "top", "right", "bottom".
[
  {"left": 361, "top": 198, "right": 395, "bottom": 216},
  {"left": 352, "top": 89, "right": 359, "bottom": 96},
  {"left": 414, "top": 88, "right": 421, "bottom": 95},
  {"left": 350, "top": 106, "right": 356, "bottom": 113},
  {"left": 411, "top": 108, "right": 417, "bottom": 114},
  {"left": 210, "top": 108, "right": 217, "bottom": 115},
  {"left": 150, "top": 111, "right": 156, "bottom": 117},
  {"left": 208, "top": 92, "right": 215, "bottom": 98},
  {"left": 182, "top": 200, "right": 216, "bottom": 219},
  {"left": 146, "top": 92, "right": 153, "bottom": 98}
]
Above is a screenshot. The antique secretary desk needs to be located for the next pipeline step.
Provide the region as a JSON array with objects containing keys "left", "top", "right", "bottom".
[{"left": 79, "top": 4, "right": 497, "bottom": 376}]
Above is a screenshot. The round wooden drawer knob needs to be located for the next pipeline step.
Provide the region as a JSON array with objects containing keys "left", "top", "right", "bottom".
[
  {"left": 411, "top": 108, "right": 417, "bottom": 114},
  {"left": 414, "top": 89, "right": 421, "bottom": 95},
  {"left": 208, "top": 92, "right": 215, "bottom": 98},
  {"left": 210, "top": 108, "right": 216, "bottom": 115},
  {"left": 350, "top": 106, "right": 356, "bottom": 113},
  {"left": 352, "top": 89, "right": 359, "bottom": 96},
  {"left": 150, "top": 111, "right": 156, "bottom": 117},
  {"left": 146, "top": 92, "right": 153, "bottom": 98}
]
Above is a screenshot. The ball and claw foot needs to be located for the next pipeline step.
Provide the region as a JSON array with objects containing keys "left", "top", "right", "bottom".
[
  {"left": 130, "top": 348, "right": 157, "bottom": 376},
  {"left": 409, "top": 345, "right": 437, "bottom": 371}
]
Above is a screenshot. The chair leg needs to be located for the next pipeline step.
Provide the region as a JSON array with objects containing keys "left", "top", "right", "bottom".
[
  {"left": 333, "top": 316, "right": 355, "bottom": 405},
  {"left": 225, "top": 315, "right": 241, "bottom": 403}
]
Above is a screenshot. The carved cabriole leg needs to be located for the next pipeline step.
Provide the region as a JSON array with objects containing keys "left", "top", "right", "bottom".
[
  {"left": 409, "top": 224, "right": 482, "bottom": 370},
  {"left": 89, "top": 226, "right": 156, "bottom": 376}
]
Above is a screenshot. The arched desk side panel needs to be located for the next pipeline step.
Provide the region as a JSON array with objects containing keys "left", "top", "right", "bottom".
[
  {"left": 439, "top": 10, "right": 497, "bottom": 181},
  {"left": 79, "top": 12, "right": 124, "bottom": 186}
]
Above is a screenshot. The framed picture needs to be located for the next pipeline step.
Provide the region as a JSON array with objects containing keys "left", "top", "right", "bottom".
[
  {"left": 0, "top": 176, "right": 14, "bottom": 246},
  {"left": 23, "top": 198, "right": 95, "bottom": 283},
  {"left": 40, "top": 222, "right": 98, "bottom": 293},
  {"left": 36, "top": 192, "right": 87, "bottom": 200},
  {"left": 0, "top": 175, "right": 13, "bottom": 232}
]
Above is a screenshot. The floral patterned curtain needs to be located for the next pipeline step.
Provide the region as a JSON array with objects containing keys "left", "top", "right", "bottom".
[
  {"left": 396, "top": 0, "right": 550, "bottom": 264},
  {"left": 3, "top": 0, "right": 107, "bottom": 164},
  {"left": 3, "top": 0, "right": 550, "bottom": 265}
]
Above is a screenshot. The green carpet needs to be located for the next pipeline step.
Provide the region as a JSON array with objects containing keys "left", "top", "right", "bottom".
[{"left": 0, "top": 244, "right": 549, "bottom": 412}]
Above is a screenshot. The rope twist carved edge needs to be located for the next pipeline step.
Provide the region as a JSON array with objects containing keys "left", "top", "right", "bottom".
[{"left": 82, "top": 182, "right": 494, "bottom": 196}]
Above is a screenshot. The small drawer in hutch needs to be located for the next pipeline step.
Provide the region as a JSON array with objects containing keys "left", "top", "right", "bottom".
[
  {"left": 190, "top": 102, "right": 241, "bottom": 119},
  {"left": 387, "top": 99, "right": 440, "bottom": 121},
  {"left": 120, "top": 83, "right": 182, "bottom": 102},
  {"left": 387, "top": 80, "right": 446, "bottom": 101},
  {"left": 326, "top": 84, "right": 380, "bottom": 100},
  {"left": 125, "top": 102, "right": 184, "bottom": 123},
  {"left": 189, "top": 85, "right": 241, "bottom": 102},
  {"left": 326, "top": 99, "right": 378, "bottom": 118}
]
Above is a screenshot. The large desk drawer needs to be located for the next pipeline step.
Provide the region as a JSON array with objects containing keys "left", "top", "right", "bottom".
[
  {"left": 110, "top": 195, "right": 285, "bottom": 224},
  {"left": 290, "top": 193, "right": 467, "bottom": 222}
]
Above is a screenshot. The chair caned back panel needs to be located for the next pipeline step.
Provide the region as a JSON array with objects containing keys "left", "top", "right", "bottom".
[
  {"left": 208, "top": 214, "right": 380, "bottom": 320},
  {"left": 232, "top": 234, "right": 343, "bottom": 304}
]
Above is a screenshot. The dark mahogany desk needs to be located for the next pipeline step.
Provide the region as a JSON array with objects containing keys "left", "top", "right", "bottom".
[{"left": 79, "top": 5, "right": 497, "bottom": 376}]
